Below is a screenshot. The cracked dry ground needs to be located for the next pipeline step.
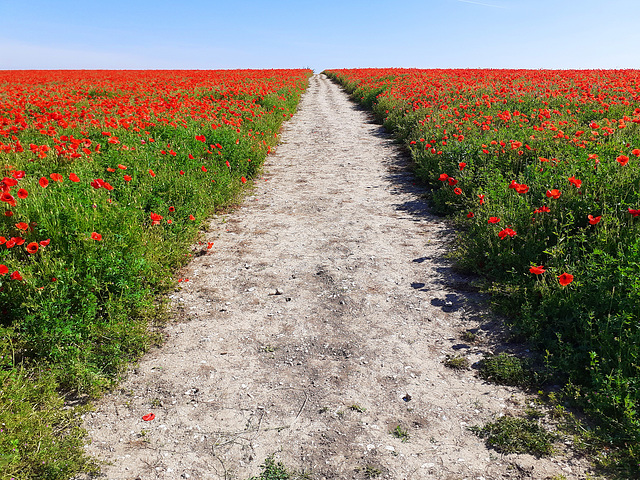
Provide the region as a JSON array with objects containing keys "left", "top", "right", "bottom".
[{"left": 80, "top": 75, "right": 593, "bottom": 480}]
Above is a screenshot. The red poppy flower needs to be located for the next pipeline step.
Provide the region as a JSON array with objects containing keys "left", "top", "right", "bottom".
[
  {"left": 515, "top": 184, "right": 529, "bottom": 194},
  {"left": 632, "top": 148, "right": 640, "bottom": 157},
  {"left": 13, "top": 237, "right": 25, "bottom": 246},
  {"left": 169, "top": 206, "right": 175, "bottom": 212},
  {"left": 588, "top": 215, "right": 601, "bottom": 225},
  {"left": 628, "top": 208, "right": 640, "bottom": 217},
  {"left": 150, "top": 212, "right": 163, "bottom": 225},
  {"left": 50, "top": 173, "right": 63, "bottom": 182},
  {"left": 142, "top": 413, "right": 155, "bottom": 421},
  {"left": 241, "top": 176, "right": 247, "bottom": 184},
  {"left": 438, "top": 173, "right": 449, "bottom": 181},
  {"left": 488, "top": 217, "right": 501, "bottom": 224},
  {"left": 90, "top": 178, "right": 105, "bottom": 189},
  {"left": 91, "top": 232, "right": 102, "bottom": 241},
  {"left": 558, "top": 272, "right": 574, "bottom": 286},
  {"left": 69, "top": 172, "right": 80, "bottom": 182},
  {"left": 467, "top": 212, "right": 474, "bottom": 218},
  {"left": 17, "top": 189, "right": 28, "bottom": 199},
  {"left": 568, "top": 176, "right": 582, "bottom": 188},
  {"left": 10, "top": 271, "right": 22, "bottom": 280},
  {"left": 225, "top": 161, "right": 231, "bottom": 168},
  {"left": 616, "top": 155, "right": 629, "bottom": 166},
  {"left": 546, "top": 189, "right": 561, "bottom": 199},
  {"left": 454, "top": 187, "right": 462, "bottom": 195},
  {"left": 478, "top": 194, "right": 485, "bottom": 205},
  {"left": 188, "top": 153, "right": 194, "bottom": 160},
  {"left": 529, "top": 265, "right": 546, "bottom": 275},
  {"left": 207, "top": 242, "right": 214, "bottom": 249},
  {"left": 0, "top": 192, "right": 16, "bottom": 206},
  {"left": 458, "top": 162, "right": 466, "bottom": 171},
  {"left": 201, "top": 166, "right": 207, "bottom": 172},
  {"left": 179, "top": 170, "right": 185, "bottom": 175},
  {"left": 26, "top": 242, "right": 39, "bottom": 254},
  {"left": 4, "top": 211, "right": 12, "bottom": 217},
  {"left": 123, "top": 175, "right": 132, "bottom": 182},
  {"left": 448, "top": 177, "right": 458, "bottom": 186},
  {"left": 149, "top": 169, "right": 156, "bottom": 177},
  {"left": 106, "top": 167, "right": 116, "bottom": 173},
  {"left": 39, "top": 177, "right": 49, "bottom": 188},
  {"left": 195, "top": 135, "right": 206, "bottom": 142},
  {"left": 39, "top": 239, "right": 50, "bottom": 246},
  {"left": 189, "top": 214, "right": 195, "bottom": 220},
  {"left": 498, "top": 227, "right": 517, "bottom": 239},
  {"left": 118, "top": 164, "right": 127, "bottom": 170},
  {"left": 0, "top": 237, "right": 5, "bottom": 244},
  {"left": 15, "top": 222, "right": 28, "bottom": 231},
  {"left": 534, "top": 206, "right": 551, "bottom": 213},
  {"left": 0, "top": 264, "right": 7, "bottom": 275}
]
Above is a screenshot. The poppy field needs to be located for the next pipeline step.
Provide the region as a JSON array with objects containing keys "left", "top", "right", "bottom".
[
  {"left": 325, "top": 67, "right": 640, "bottom": 473},
  {"left": 0, "top": 69, "right": 311, "bottom": 479}
]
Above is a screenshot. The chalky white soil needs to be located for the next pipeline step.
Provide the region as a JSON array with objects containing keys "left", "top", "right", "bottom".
[{"left": 80, "top": 74, "right": 593, "bottom": 479}]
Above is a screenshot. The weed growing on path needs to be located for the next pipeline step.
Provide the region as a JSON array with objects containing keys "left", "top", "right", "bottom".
[
  {"left": 248, "top": 455, "right": 313, "bottom": 480},
  {"left": 390, "top": 424, "right": 409, "bottom": 442},
  {"left": 471, "top": 415, "right": 555, "bottom": 457}
]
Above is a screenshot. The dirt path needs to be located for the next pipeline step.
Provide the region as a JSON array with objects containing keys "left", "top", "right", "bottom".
[{"left": 81, "top": 74, "right": 592, "bottom": 479}]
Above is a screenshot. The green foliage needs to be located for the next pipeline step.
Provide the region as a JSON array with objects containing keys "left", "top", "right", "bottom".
[
  {"left": 359, "top": 465, "right": 382, "bottom": 478},
  {"left": 247, "top": 455, "right": 311, "bottom": 480},
  {"left": 248, "top": 456, "right": 292, "bottom": 480},
  {"left": 480, "top": 353, "right": 532, "bottom": 387},
  {"left": 0, "top": 363, "right": 98, "bottom": 479},
  {"left": 443, "top": 354, "right": 470, "bottom": 370},
  {"left": 471, "top": 415, "right": 555, "bottom": 457},
  {"left": 390, "top": 424, "right": 409, "bottom": 442}
]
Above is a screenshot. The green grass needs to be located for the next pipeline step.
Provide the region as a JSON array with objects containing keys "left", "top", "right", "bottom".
[
  {"left": 479, "top": 352, "right": 533, "bottom": 387},
  {"left": 471, "top": 415, "right": 555, "bottom": 457},
  {"left": 443, "top": 354, "right": 470, "bottom": 370}
]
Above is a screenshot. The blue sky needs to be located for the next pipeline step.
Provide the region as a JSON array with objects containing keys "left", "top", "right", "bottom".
[{"left": 1, "top": 0, "right": 638, "bottom": 71}]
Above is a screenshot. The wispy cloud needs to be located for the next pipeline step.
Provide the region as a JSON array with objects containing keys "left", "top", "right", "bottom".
[{"left": 456, "top": 0, "right": 507, "bottom": 8}]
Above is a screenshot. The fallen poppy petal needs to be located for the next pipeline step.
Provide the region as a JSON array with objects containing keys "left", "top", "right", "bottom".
[{"left": 142, "top": 413, "right": 155, "bottom": 421}]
